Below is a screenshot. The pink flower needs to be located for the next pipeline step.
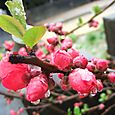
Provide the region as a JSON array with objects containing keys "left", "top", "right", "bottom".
[
  {"left": 0, "top": 61, "right": 30, "bottom": 91},
  {"left": 74, "top": 102, "right": 83, "bottom": 107},
  {"left": 26, "top": 74, "right": 48, "bottom": 102},
  {"left": 35, "top": 49, "right": 46, "bottom": 59},
  {"left": 51, "top": 50, "right": 72, "bottom": 71},
  {"left": 4, "top": 41, "right": 15, "bottom": 51},
  {"left": 69, "top": 68, "right": 97, "bottom": 95},
  {"left": 47, "top": 36, "right": 58, "bottom": 45},
  {"left": 96, "top": 59, "right": 108, "bottom": 72},
  {"left": 73, "top": 55, "right": 88, "bottom": 68},
  {"left": 56, "top": 22, "right": 63, "bottom": 29},
  {"left": 61, "top": 37, "right": 72, "bottom": 50},
  {"left": 68, "top": 48, "right": 79, "bottom": 59},
  {"left": 108, "top": 72, "right": 115, "bottom": 83},
  {"left": 18, "top": 47, "right": 28, "bottom": 56}
]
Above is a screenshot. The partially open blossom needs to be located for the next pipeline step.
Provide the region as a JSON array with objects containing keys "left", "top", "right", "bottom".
[
  {"left": 73, "top": 55, "right": 88, "bottom": 68},
  {"left": 108, "top": 72, "right": 115, "bottom": 83},
  {"left": 68, "top": 48, "right": 79, "bottom": 59},
  {"left": 18, "top": 47, "right": 28, "bottom": 56},
  {"left": 69, "top": 68, "right": 97, "bottom": 96},
  {"left": 26, "top": 74, "right": 48, "bottom": 102},
  {"left": 96, "top": 59, "right": 108, "bottom": 72},
  {"left": 4, "top": 40, "right": 15, "bottom": 51},
  {"left": 51, "top": 50, "right": 72, "bottom": 71},
  {"left": 57, "top": 73, "right": 64, "bottom": 79},
  {"left": 0, "top": 60, "right": 30, "bottom": 91},
  {"left": 61, "top": 37, "right": 72, "bottom": 50}
]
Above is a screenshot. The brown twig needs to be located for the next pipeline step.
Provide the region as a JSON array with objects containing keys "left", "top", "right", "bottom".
[
  {"left": 66, "top": 0, "right": 115, "bottom": 35},
  {"left": 9, "top": 54, "right": 65, "bottom": 74},
  {"left": 0, "top": 91, "right": 22, "bottom": 99}
]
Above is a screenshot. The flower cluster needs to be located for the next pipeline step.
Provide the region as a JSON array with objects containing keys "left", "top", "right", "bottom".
[{"left": 0, "top": 23, "right": 114, "bottom": 104}]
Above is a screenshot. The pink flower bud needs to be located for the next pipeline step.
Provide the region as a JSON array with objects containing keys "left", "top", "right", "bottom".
[
  {"left": 74, "top": 102, "right": 83, "bottom": 107},
  {"left": 56, "top": 22, "right": 63, "bottom": 29},
  {"left": 87, "top": 62, "right": 96, "bottom": 72},
  {"left": 35, "top": 49, "right": 46, "bottom": 59},
  {"left": 99, "top": 104, "right": 105, "bottom": 110},
  {"left": 69, "top": 69, "right": 97, "bottom": 95},
  {"left": 46, "top": 44, "right": 55, "bottom": 53},
  {"left": 96, "top": 80, "right": 103, "bottom": 92},
  {"left": 51, "top": 50, "right": 72, "bottom": 71},
  {"left": 0, "top": 61, "right": 30, "bottom": 91},
  {"left": 96, "top": 59, "right": 108, "bottom": 72},
  {"left": 73, "top": 55, "right": 88, "bottom": 68},
  {"left": 18, "top": 108, "right": 24, "bottom": 113},
  {"left": 10, "top": 110, "right": 17, "bottom": 115},
  {"left": 18, "top": 47, "right": 28, "bottom": 56},
  {"left": 4, "top": 41, "right": 15, "bottom": 51},
  {"left": 47, "top": 36, "right": 58, "bottom": 45},
  {"left": 89, "top": 20, "right": 99, "bottom": 28},
  {"left": 61, "top": 37, "right": 72, "bottom": 50},
  {"left": 26, "top": 74, "right": 48, "bottom": 102},
  {"left": 57, "top": 73, "right": 64, "bottom": 79},
  {"left": 68, "top": 48, "right": 79, "bottom": 59},
  {"left": 108, "top": 72, "right": 115, "bottom": 83}
]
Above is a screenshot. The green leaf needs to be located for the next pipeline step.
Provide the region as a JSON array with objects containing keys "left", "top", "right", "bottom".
[
  {"left": 92, "top": 6, "right": 102, "bottom": 15},
  {"left": 78, "top": 17, "right": 83, "bottom": 26},
  {"left": 74, "top": 107, "right": 81, "bottom": 115},
  {"left": 0, "top": 15, "right": 25, "bottom": 38},
  {"left": 67, "top": 108, "right": 72, "bottom": 115},
  {"left": 5, "top": 0, "right": 26, "bottom": 29},
  {"left": 23, "top": 26, "right": 46, "bottom": 48}
]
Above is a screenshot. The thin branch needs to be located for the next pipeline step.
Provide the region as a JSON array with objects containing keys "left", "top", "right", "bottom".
[
  {"left": 9, "top": 54, "right": 65, "bottom": 74},
  {"left": 66, "top": 0, "right": 115, "bottom": 35},
  {"left": 101, "top": 104, "right": 115, "bottom": 115},
  {"left": 0, "top": 91, "right": 22, "bottom": 99}
]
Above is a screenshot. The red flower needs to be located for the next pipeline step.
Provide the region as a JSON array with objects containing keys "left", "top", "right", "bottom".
[
  {"left": 69, "top": 68, "right": 97, "bottom": 95},
  {"left": 73, "top": 55, "right": 88, "bottom": 69},
  {"left": 96, "top": 59, "right": 108, "bottom": 72},
  {"left": 108, "top": 72, "right": 115, "bottom": 83},
  {"left": 26, "top": 74, "right": 48, "bottom": 102},
  {"left": 68, "top": 48, "right": 79, "bottom": 59},
  {"left": 51, "top": 50, "right": 72, "bottom": 71},
  {"left": 0, "top": 61, "right": 30, "bottom": 91}
]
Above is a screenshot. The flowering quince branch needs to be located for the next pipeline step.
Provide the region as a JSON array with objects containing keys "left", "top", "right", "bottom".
[
  {"left": 66, "top": 0, "right": 115, "bottom": 35},
  {"left": 9, "top": 54, "right": 65, "bottom": 74}
]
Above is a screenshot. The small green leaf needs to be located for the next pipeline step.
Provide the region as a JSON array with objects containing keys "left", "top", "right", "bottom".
[
  {"left": 5, "top": 0, "right": 26, "bottom": 29},
  {"left": 78, "top": 17, "right": 83, "bottom": 25},
  {"left": 23, "top": 26, "right": 46, "bottom": 48},
  {"left": 92, "top": 6, "right": 102, "bottom": 15},
  {"left": 74, "top": 107, "right": 81, "bottom": 115},
  {"left": 67, "top": 108, "right": 72, "bottom": 115},
  {"left": 0, "top": 15, "right": 25, "bottom": 38}
]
